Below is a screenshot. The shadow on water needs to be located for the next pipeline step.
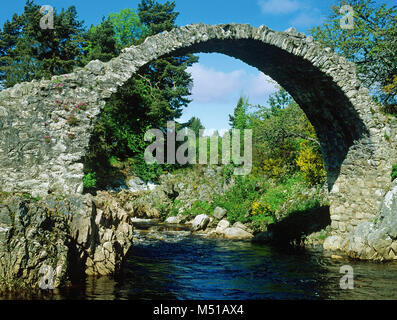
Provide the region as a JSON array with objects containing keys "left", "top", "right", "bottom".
[{"left": 266, "top": 206, "right": 331, "bottom": 246}]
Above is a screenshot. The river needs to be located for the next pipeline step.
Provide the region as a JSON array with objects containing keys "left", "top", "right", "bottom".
[{"left": 45, "top": 220, "right": 397, "bottom": 300}]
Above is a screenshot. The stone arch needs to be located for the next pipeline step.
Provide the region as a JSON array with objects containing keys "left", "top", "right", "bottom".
[{"left": 0, "top": 24, "right": 395, "bottom": 237}]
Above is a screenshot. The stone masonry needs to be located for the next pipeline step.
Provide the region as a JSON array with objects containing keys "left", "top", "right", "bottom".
[{"left": 0, "top": 24, "right": 396, "bottom": 243}]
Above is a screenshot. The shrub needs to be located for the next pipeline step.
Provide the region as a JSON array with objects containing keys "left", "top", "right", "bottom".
[
  {"left": 189, "top": 200, "right": 212, "bottom": 217},
  {"left": 296, "top": 141, "right": 326, "bottom": 186},
  {"left": 212, "top": 175, "right": 265, "bottom": 224},
  {"left": 263, "top": 158, "right": 284, "bottom": 179},
  {"left": 250, "top": 201, "right": 275, "bottom": 224},
  {"left": 83, "top": 172, "right": 97, "bottom": 189},
  {"left": 130, "top": 155, "right": 165, "bottom": 183}
]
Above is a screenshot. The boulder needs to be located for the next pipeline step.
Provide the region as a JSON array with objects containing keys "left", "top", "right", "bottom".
[
  {"left": 232, "top": 221, "right": 252, "bottom": 233},
  {"left": 165, "top": 216, "right": 181, "bottom": 224},
  {"left": 0, "top": 192, "right": 135, "bottom": 292},
  {"left": 223, "top": 227, "right": 253, "bottom": 240},
  {"left": 252, "top": 231, "right": 273, "bottom": 243},
  {"left": 323, "top": 235, "right": 343, "bottom": 251},
  {"left": 192, "top": 214, "right": 210, "bottom": 231},
  {"left": 213, "top": 207, "right": 227, "bottom": 220},
  {"left": 216, "top": 219, "right": 230, "bottom": 234}
]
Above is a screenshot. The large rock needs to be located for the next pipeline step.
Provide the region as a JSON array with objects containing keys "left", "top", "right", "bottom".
[
  {"left": 222, "top": 227, "right": 253, "bottom": 240},
  {"left": 232, "top": 222, "right": 252, "bottom": 233},
  {"left": 165, "top": 216, "right": 181, "bottom": 224},
  {"left": 0, "top": 192, "right": 134, "bottom": 292},
  {"left": 192, "top": 214, "right": 210, "bottom": 231},
  {"left": 216, "top": 219, "right": 230, "bottom": 234},
  {"left": 213, "top": 207, "right": 227, "bottom": 220},
  {"left": 323, "top": 235, "right": 343, "bottom": 251},
  {"left": 0, "top": 197, "right": 72, "bottom": 291}
]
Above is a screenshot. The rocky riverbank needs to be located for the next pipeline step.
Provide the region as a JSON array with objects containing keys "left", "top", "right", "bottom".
[
  {"left": 0, "top": 191, "right": 134, "bottom": 292},
  {"left": 1, "top": 166, "right": 396, "bottom": 293}
]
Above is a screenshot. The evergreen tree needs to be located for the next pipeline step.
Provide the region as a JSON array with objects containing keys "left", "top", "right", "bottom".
[
  {"left": 186, "top": 117, "right": 205, "bottom": 137},
  {"left": 82, "top": 18, "right": 119, "bottom": 64},
  {"left": 138, "top": 0, "right": 178, "bottom": 35},
  {"left": 229, "top": 96, "right": 251, "bottom": 130},
  {"left": 0, "top": 1, "right": 86, "bottom": 88}
]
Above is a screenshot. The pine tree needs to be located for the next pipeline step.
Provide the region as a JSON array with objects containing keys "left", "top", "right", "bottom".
[
  {"left": 229, "top": 96, "right": 251, "bottom": 130},
  {"left": 0, "top": 0, "right": 86, "bottom": 88},
  {"left": 82, "top": 18, "right": 119, "bottom": 64}
]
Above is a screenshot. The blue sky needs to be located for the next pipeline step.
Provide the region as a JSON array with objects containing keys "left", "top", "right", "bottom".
[{"left": 1, "top": 0, "right": 396, "bottom": 133}]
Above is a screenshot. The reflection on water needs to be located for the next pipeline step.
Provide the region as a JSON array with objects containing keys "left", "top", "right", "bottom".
[{"left": 3, "top": 223, "right": 397, "bottom": 300}]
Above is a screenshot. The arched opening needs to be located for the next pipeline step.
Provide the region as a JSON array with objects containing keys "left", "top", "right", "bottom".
[
  {"left": 0, "top": 24, "right": 388, "bottom": 245},
  {"left": 72, "top": 23, "right": 390, "bottom": 242}
]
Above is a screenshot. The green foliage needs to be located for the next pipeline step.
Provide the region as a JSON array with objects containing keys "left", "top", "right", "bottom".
[
  {"left": 138, "top": 0, "right": 178, "bottom": 35},
  {"left": 266, "top": 88, "right": 294, "bottom": 115},
  {"left": 212, "top": 175, "right": 267, "bottom": 224},
  {"left": 108, "top": 156, "right": 122, "bottom": 168},
  {"left": 82, "top": 19, "right": 119, "bottom": 64},
  {"left": 129, "top": 154, "right": 166, "bottom": 183},
  {"left": 309, "top": 0, "right": 396, "bottom": 110},
  {"left": 392, "top": 164, "right": 397, "bottom": 181},
  {"left": 108, "top": 8, "right": 146, "bottom": 48},
  {"left": 229, "top": 96, "right": 251, "bottom": 130},
  {"left": 84, "top": 0, "right": 199, "bottom": 182},
  {"left": 0, "top": 1, "right": 86, "bottom": 88},
  {"left": 189, "top": 200, "right": 213, "bottom": 217},
  {"left": 252, "top": 90, "right": 325, "bottom": 181},
  {"left": 83, "top": 172, "right": 97, "bottom": 189},
  {"left": 185, "top": 117, "right": 205, "bottom": 137},
  {"left": 259, "top": 174, "right": 304, "bottom": 211}
]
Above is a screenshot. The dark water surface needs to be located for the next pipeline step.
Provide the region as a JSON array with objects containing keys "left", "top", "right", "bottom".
[
  {"left": 53, "top": 223, "right": 397, "bottom": 300},
  {"left": 3, "top": 223, "right": 397, "bottom": 300}
]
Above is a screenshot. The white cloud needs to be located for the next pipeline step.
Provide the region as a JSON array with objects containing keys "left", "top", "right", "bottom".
[
  {"left": 258, "top": 0, "right": 301, "bottom": 14},
  {"left": 258, "top": 0, "right": 326, "bottom": 30},
  {"left": 187, "top": 64, "right": 277, "bottom": 104},
  {"left": 289, "top": 9, "right": 326, "bottom": 28},
  {"left": 186, "top": 64, "right": 244, "bottom": 103},
  {"left": 246, "top": 72, "right": 278, "bottom": 98}
]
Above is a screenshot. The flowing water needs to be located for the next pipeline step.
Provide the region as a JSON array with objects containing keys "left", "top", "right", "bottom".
[
  {"left": 53, "top": 220, "right": 397, "bottom": 300},
  {"left": 4, "top": 220, "right": 397, "bottom": 300}
]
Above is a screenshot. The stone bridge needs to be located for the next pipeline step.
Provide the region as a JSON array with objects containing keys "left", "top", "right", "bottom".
[{"left": 0, "top": 23, "right": 396, "bottom": 238}]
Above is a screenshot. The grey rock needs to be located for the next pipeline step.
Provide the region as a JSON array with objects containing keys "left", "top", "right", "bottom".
[
  {"left": 284, "top": 27, "right": 299, "bottom": 36},
  {"left": 0, "top": 192, "right": 134, "bottom": 291},
  {"left": 192, "top": 214, "right": 210, "bottom": 231},
  {"left": 323, "top": 235, "right": 343, "bottom": 251},
  {"left": 216, "top": 219, "right": 230, "bottom": 234},
  {"left": 223, "top": 227, "right": 253, "bottom": 240},
  {"left": 213, "top": 207, "right": 227, "bottom": 220},
  {"left": 165, "top": 216, "right": 181, "bottom": 224}
]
